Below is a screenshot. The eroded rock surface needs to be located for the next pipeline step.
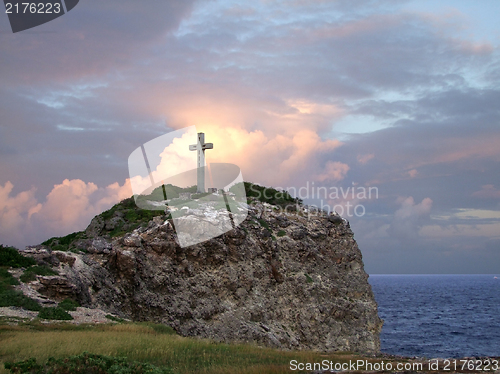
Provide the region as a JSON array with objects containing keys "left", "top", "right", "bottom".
[{"left": 24, "top": 200, "right": 382, "bottom": 353}]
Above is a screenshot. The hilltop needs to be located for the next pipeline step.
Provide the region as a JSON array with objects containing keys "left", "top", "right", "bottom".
[{"left": 1, "top": 182, "right": 382, "bottom": 354}]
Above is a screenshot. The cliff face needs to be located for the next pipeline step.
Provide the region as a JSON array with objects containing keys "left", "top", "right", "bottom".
[{"left": 27, "top": 195, "right": 382, "bottom": 353}]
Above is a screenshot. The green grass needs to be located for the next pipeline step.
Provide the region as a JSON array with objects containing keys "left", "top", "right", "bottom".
[
  {"left": 0, "top": 246, "right": 36, "bottom": 268},
  {"left": 0, "top": 321, "right": 372, "bottom": 374},
  {"left": 0, "top": 322, "right": 370, "bottom": 374},
  {"left": 20, "top": 266, "right": 58, "bottom": 283},
  {"left": 37, "top": 307, "right": 73, "bottom": 321}
]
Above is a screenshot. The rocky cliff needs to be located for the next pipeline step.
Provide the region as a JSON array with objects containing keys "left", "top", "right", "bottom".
[{"left": 24, "top": 185, "right": 382, "bottom": 353}]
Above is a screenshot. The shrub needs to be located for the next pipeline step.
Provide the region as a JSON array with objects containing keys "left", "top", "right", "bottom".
[
  {"left": 237, "top": 182, "right": 300, "bottom": 207},
  {"left": 0, "top": 268, "right": 19, "bottom": 286},
  {"left": 58, "top": 298, "right": 80, "bottom": 311},
  {"left": 41, "top": 231, "right": 86, "bottom": 252},
  {"left": 4, "top": 357, "right": 42, "bottom": 373},
  {"left": 0, "top": 289, "right": 41, "bottom": 311},
  {"left": 0, "top": 267, "right": 41, "bottom": 311},
  {"left": 0, "top": 245, "right": 36, "bottom": 268},
  {"left": 20, "top": 265, "right": 58, "bottom": 283},
  {"left": 37, "top": 307, "right": 73, "bottom": 320},
  {"left": 4, "top": 352, "right": 173, "bottom": 374},
  {"left": 258, "top": 219, "right": 270, "bottom": 230},
  {"left": 277, "top": 230, "right": 286, "bottom": 237}
]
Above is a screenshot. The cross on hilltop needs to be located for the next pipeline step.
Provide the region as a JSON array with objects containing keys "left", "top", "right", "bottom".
[{"left": 189, "top": 132, "right": 213, "bottom": 193}]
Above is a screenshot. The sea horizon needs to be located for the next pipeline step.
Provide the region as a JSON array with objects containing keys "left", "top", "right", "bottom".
[{"left": 369, "top": 274, "right": 500, "bottom": 358}]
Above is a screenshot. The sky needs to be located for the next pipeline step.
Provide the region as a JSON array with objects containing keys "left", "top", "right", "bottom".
[{"left": 1, "top": 0, "right": 499, "bottom": 274}]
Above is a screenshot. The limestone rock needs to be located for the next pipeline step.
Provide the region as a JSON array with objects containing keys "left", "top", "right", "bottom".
[{"left": 22, "top": 199, "right": 382, "bottom": 354}]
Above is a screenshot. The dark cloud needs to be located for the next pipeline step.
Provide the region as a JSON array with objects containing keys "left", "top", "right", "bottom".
[{"left": 0, "top": 0, "right": 499, "bottom": 272}]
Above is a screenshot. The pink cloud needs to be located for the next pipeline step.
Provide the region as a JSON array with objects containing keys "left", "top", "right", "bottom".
[
  {"left": 0, "top": 179, "right": 132, "bottom": 248},
  {"left": 407, "top": 169, "right": 418, "bottom": 178},
  {"left": 473, "top": 185, "right": 500, "bottom": 199},
  {"left": 316, "top": 161, "right": 350, "bottom": 182},
  {"left": 357, "top": 153, "right": 374, "bottom": 164}
]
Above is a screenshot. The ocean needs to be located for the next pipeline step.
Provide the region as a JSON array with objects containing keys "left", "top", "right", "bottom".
[{"left": 369, "top": 274, "right": 500, "bottom": 358}]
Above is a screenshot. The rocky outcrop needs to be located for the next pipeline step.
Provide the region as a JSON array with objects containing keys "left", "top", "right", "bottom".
[{"left": 25, "top": 197, "right": 382, "bottom": 353}]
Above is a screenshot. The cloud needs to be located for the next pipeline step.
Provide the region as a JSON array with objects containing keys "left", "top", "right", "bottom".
[
  {"left": 473, "top": 185, "right": 500, "bottom": 199},
  {"left": 1, "top": 0, "right": 500, "bottom": 272},
  {"left": 388, "top": 196, "right": 433, "bottom": 240},
  {"left": 357, "top": 154, "right": 374, "bottom": 164},
  {"left": 0, "top": 179, "right": 132, "bottom": 248},
  {"left": 407, "top": 169, "right": 418, "bottom": 178},
  {"left": 316, "top": 161, "right": 350, "bottom": 182},
  {"left": 0, "top": 0, "right": 197, "bottom": 85},
  {"left": 0, "top": 182, "right": 41, "bottom": 244}
]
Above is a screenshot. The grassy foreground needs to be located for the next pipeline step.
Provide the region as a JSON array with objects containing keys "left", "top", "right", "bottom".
[{"left": 0, "top": 320, "right": 365, "bottom": 374}]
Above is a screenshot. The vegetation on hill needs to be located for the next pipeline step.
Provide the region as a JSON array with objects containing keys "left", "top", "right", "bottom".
[
  {"left": 41, "top": 231, "right": 87, "bottom": 253},
  {"left": 37, "top": 307, "right": 73, "bottom": 321},
  {"left": 0, "top": 246, "right": 42, "bottom": 311},
  {"left": 134, "top": 184, "right": 197, "bottom": 206},
  {"left": 0, "top": 245, "right": 36, "bottom": 268},
  {"left": 236, "top": 182, "right": 301, "bottom": 207},
  {"left": 40, "top": 197, "right": 167, "bottom": 251},
  {"left": 58, "top": 298, "right": 80, "bottom": 311},
  {"left": 0, "top": 269, "right": 41, "bottom": 312},
  {"left": 26, "top": 182, "right": 300, "bottom": 254},
  {"left": 20, "top": 265, "right": 58, "bottom": 283}
]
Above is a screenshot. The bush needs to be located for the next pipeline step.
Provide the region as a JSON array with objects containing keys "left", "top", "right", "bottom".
[
  {"left": 0, "top": 267, "right": 41, "bottom": 311},
  {"left": 41, "top": 231, "right": 86, "bottom": 252},
  {"left": 238, "top": 182, "right": 300, "bottom": 207},
  {"left": 58, "top": 298, "right": 79, "bottom": 311},
  {"left": 0, "top": 268, "right": 19, "bottom": 286},
  {"left": 37, "top": 307, "right": 73, "bottom": 320},
  {"left": 20, "top": 265, "right": 58, "bottom": 283},
  {"left": 277, "top": 230, "right": 286, "bottom": 237},
  {"left": 0, "top": 289, "right": 41, "bottom": 311},
  {"left": 0, "top": 245, "right": 36, "bottom": 268},
  {"left": 4, "top": 352, "right": 174, "bottom": 374},
  {"left": 258, "top": 219, "right": 270, "bottom": 230},
  {"left": 4, "top": 357, "right": 42, "bottom": 373}
]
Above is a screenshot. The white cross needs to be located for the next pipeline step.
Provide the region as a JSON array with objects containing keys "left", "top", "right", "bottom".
[{"left": 189, "top": 132, "right": 213, "bottom": 193}]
